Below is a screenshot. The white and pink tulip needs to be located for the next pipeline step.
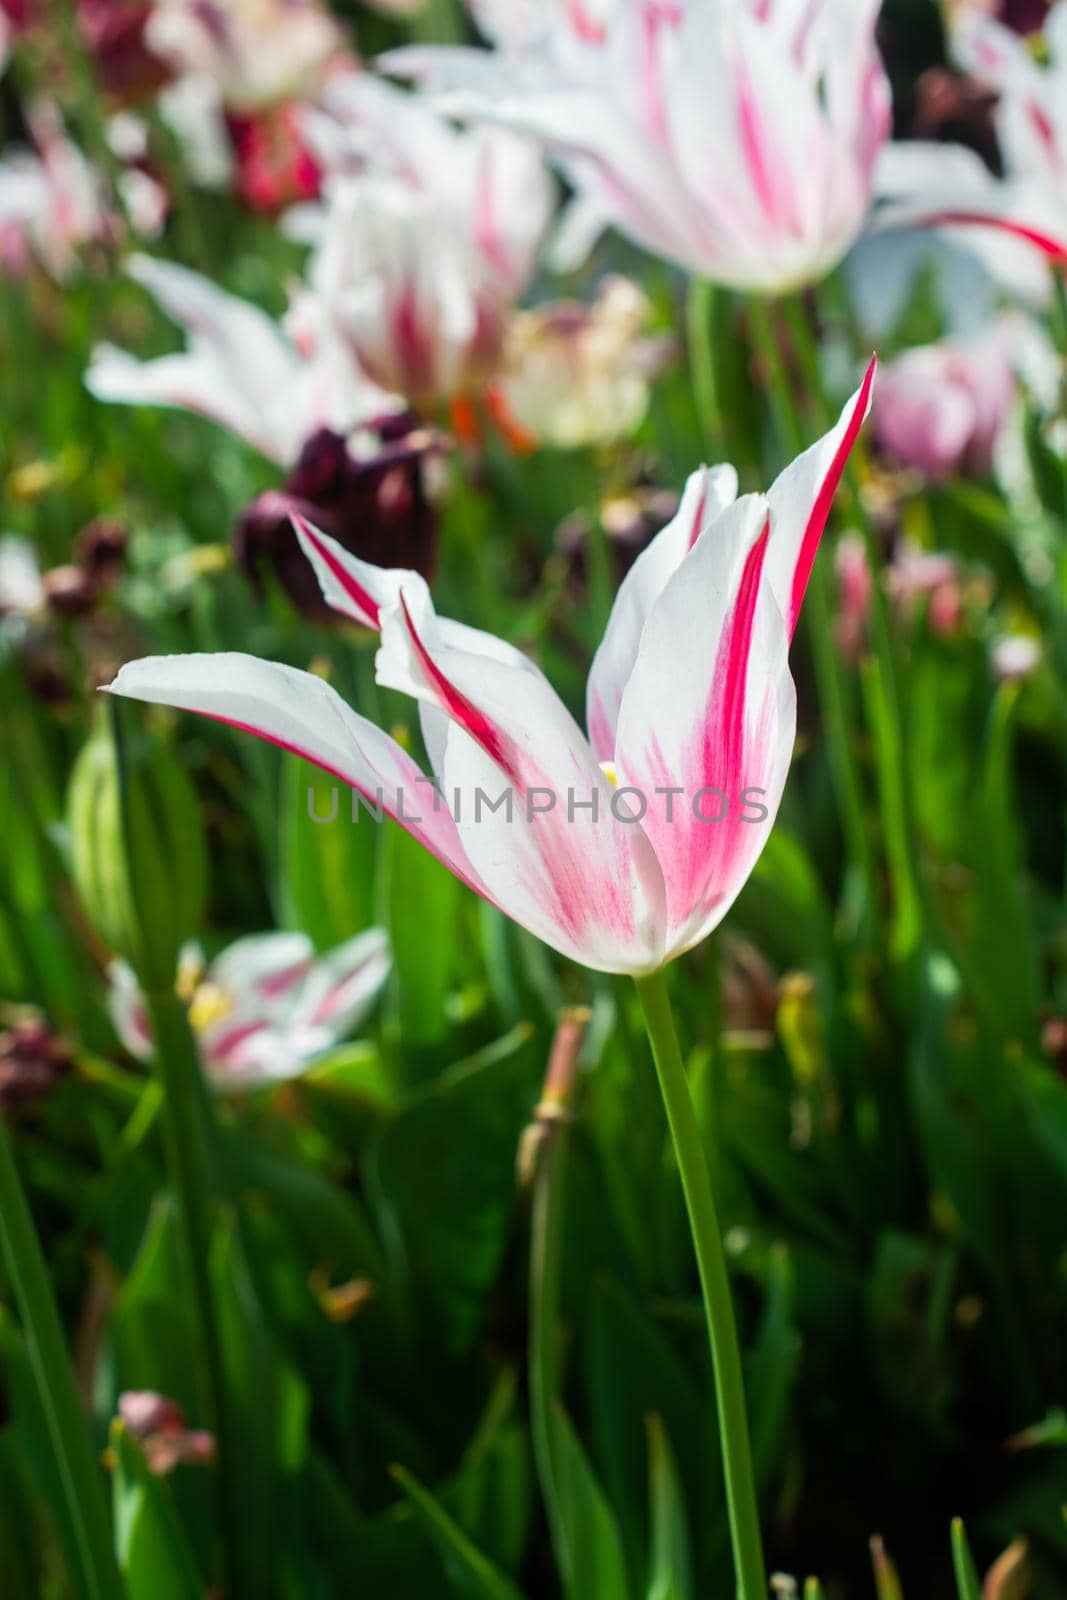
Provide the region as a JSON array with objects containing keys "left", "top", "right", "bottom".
[
  {"left": 873, "top": 3, "right": 1067, "bottom": 269},
  {"left": 293, "top": 75, "right": 553, "bottom": 405},
  {"left": 104, "top": 362, "right": 875, "bottom": 976},
  {"left": 387, "top": 0, "right": 890, "bottom": 293},
  {"left": 85, "top": 253, "right": 397, "bottom": 467},
  {"left": 872, "top": 325, "right": 1017, "bottom": 480},
  {"left": 109, "top": 927, "right": 391, "bottom": 1089}
]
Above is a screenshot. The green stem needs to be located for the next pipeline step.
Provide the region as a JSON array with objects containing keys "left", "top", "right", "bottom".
[
  {"left": 528, "top": 1111, "right": 569, "bottom": 1575},
  {"left": 633, "top": 969, "right": 766, "bottom": 1600},
  {"left": 747, "top": 296, "right": 801, "bottom": 454},
  {"left": 144, "top": 993, "right": 237, "bottom": 1592},
  {"left": 686, "top": 278, "right": 725, "bottom": 452},
  {"left": 0, "top": 1118, "right": 125, "bottom": 1600}
]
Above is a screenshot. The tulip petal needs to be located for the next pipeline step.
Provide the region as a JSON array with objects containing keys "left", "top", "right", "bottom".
[
  {"left": 208, "top": 932, "right": 315, "bottom": 1018},
  {"left": 585, "top": 465, "right": 739, "bottom": 762},
  {"left": 293, "top": 511, "right": 420, "bottom": 628},
  {"left": 764, "top": 357, "right": 876, "bottom": 639},
  {"left": 291, "top": 926, "right": 391, "bottom": 1036},
  {"left": 615, "top": 494, "right": 796, "bottom": 957},
  {"left": 106, "top": 959, "right": 155, "bottom": 1061},
  {"left": 103, "top": 653, "right": 487, "bottom": 899},
  {"left": 374, "top": 584, "right": 666, "bottom": 972}
]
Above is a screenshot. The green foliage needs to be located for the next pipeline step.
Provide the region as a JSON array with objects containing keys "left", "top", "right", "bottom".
[{"left": 3, "top": 5, "right": 1067, "bottom": 1596}]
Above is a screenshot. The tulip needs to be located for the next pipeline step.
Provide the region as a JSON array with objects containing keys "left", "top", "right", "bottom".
[
  {"left": 0, "top": 536, "right": 45, "bottom": 618},
  {"left": 873, "top": 5, "right": 1067, "bottom": 266},
  {"left": 832, "top": 533, "right": 873, "bottom": 663},
  {"left": 886, "top": 540, "right": 968, "bottom": 636},
  {"left": 991, "top": 633, "right": 1042, "bottom": 679},
  {"left": 296, "top": 76, "right": 553, "bottom": 404},
  {"left": 104, "top": 360, "right": 874, "bottom": 976},
  {"left": 873, "top": 326, "right": 1016, "bottom": 479},
  {"left": 0, "top": 1017, "right": 73, "bottom": 1111},
  {"left": 386, "top": 0, "right": 890, "bottom": 292},
  {"left": 146, "top": 0, "right": 344, "bottom": 113},
  {"left": 492, "top": 275, "right": 671, "bottom": 450},
  {"left": 954, "top": 4, "right": 1067, "bottom": 200},
  {"left": 86, "top": 253, "right": 396, "bottom": 467},
  {"left": 117, "top": 1392, "right": 215, "bottom": 1475},
  {"left": 109, "top": 928, "right": 391, "bottom": 1089},
  {"left": 0, "top": 103, "right": 110, "bottom": 281},
  {"left": 233, "top": 419, "right": 445, "bottom": 621},
  {"left": 104, "top": 358, "right": 874, "bottom": 1600}
]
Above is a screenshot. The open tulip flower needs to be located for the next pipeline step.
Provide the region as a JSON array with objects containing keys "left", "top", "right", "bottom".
[
  {"left": 109, "top": 927, "right": 391, "bottom": 1088},
  {"left": 146, "top": 0, "right": 345, "bottom": 114},
  {"left": 387, "top": 0, "right": 890, "bottom": 291},
  {"left": 105, "top": 360, "right": 874, "bottom": 977},
  {"left": 873, "top": 4, "right": 1067, "bottom": 268},
  {"left": 86, "top": 253, "right": 396, "bottom": 467},
  {"left": 872, "top": 323, "right": 1017, "bottom": 480},
  {"left": 293, "top": 75, "right": 553, "bottom": 405}
]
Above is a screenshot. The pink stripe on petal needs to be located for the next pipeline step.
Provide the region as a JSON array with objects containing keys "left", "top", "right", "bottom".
[
  {"left": 708, "top": 519, "right": 770, "bottom": 784},
  {"left": 256, "top": 959, "right": 314, "bottom": 999},
  {"left": 207, "top": 1019, "right": 270, "bottom": 1068},
  {"left": 180, "top": 708, "right": 489, "bottom": 902},
  {"left": 398, "top": 591, "right": 520, "bottom": 783},
  {"left": 920, "top": 210, "right": 1067, "bottom": 263},
  {"left": 737, "top": 67, "right": 782, "bottom": 227},
  {"left": 686, "top": 480, "right": 709, "bottom": 551},
  {"left": 788, "top": 355, "right": 876, "bottom": 637},
  {"left": 291, "top": 514, "right": 380, "bottom": 628}
]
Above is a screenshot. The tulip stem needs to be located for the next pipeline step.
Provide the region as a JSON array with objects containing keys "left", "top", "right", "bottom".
[
  {"left": 145, "top": 991, "right": 238, "bottom": 1592},
  {"left": 633, "top": 968, "right": 767, "bottom": 1600},
  {"left": 686, "top": 278, "right": 725, "bottom": 450},
  {"left": 528, "top": 1083, "right": 570, "bottom": 1574},
  {"left": 0, "top": 1116, "right": 125, "bottom": 1600}
]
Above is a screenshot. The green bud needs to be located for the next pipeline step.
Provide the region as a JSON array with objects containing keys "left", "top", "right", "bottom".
[{"left": 68, "top": 703, "right": 207, "bottom": 994}]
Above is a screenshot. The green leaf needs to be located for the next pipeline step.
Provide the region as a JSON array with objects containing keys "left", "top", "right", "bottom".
[
  {"left": 391, "top": 1465, "right": 525, "bottom": 1600},
  {"left": 550, "top": 1403, "right": 632, "bottom": 1600},
  {"left": 278, "top": 754, "right": 377, "bottom": 948},
  {"left": 369, "top": 1024, "right": 537, "bottom": 1357},
  {"left": 223, "top": 1125, "right": 388, "bottom": 1285},
  {"left": 381, "top": 817, "right": 461, "bottom": 1050},
  {"left": 211, "top": 1216, "right": 311, "bottom": 1597},
  {"left": 645, "top": 1416, "right": 692, "bottom": 1600},
  {"left": 109, "top": 1199, "right": 197, "bottom": 1416},
  {"left": 110, "top": 1422, "right": 203, "bottom": 1600},
  {"left": 444, "top": 1369, "right": 532, "bottom": 1577},
  {"left": 585, "top": 1277, "right": 714, "bottom": 1584},
  {"left": 966, "top": 689, "right": 1040, "bottom": 1045},
  {"left": 749, "top": 1245, "right": 800, "bottom": 1492},
  {"left": 951, "top": 1519, "right": 982, "bottom": 1600}
]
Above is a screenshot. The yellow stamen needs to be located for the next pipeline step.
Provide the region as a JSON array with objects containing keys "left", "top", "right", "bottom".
[
  {"left": 599, "top": 761, "right": 619, "bottom": 787},
  {"left": 174, "top": 947, "right": 205, "bottom": 1004},
  {"left": 187, "top": 982, "right": 234, "bottom": 1035}
]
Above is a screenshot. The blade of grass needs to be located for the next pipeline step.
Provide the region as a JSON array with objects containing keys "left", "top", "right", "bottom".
[{"left": 0, "top": 1117, "right": 125, "bottom": 1600}]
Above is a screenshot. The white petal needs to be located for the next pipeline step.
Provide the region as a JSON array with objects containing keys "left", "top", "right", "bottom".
[
  {"left": 615, "top": 494, "right": 796, "bottom": 957},
  {"left": 104, "top": 653, "right": 486, "bottom": 899},
  {"left": 585, "top": 465, "right": 738, "bottom": 762}
]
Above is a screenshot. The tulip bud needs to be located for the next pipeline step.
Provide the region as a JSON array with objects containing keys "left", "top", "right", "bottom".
[
  {"left": 776, "top": 973, "right": 827, "bottom": 1091},
  {"left": 0, "top": 1015, "right": 73, "bottom": 1111},
  {"left": 869, "top": 1537, "right": 903, "bottom": 1600},
  {"left": 67, "top": 705, "right": 207, "bottom": 994},
  {"left": 516, "top": 1007, "right": 589, "bottom": 1188}
]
